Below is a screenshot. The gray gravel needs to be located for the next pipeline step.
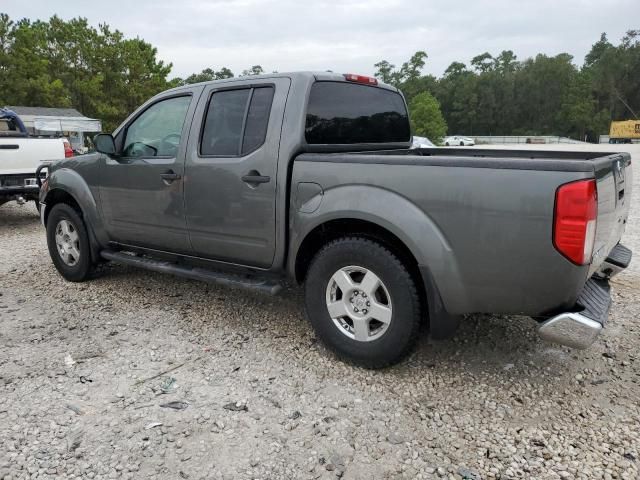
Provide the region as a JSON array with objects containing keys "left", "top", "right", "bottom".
[{"left": 1, "top": 146, "right": 639, "bottom": 479}]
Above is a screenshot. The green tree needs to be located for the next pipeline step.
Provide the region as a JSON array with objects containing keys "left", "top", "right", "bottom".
[
  {"left": 374, "top": 51, "right": 427, "bottom": 87},
  {"left": 178, "top": 67, "right": 235, "bottom": 85},
  {"left": 0, "top": 14, "right": 175, "bottom": 130},
  {"left": 241, "top": 65, "right": 264, "bottom": 76},
  {"left": 409, "top": 92, "right": 447, "bottom": 142},
  {"left": 373, "top": 59, "right": 396, "bottom": 84},
  {"left": 470, "top": 52, "right": 494, "bottom": 73},
  {"left": 557, "top": 71, "right": 603, "bottom": 140}
]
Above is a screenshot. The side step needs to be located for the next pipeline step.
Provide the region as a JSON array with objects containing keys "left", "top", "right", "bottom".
[{"left": 100, "top": 250, "right": 283, "bottom": 295}]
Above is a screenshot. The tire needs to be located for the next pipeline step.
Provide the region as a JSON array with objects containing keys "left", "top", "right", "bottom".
[
  {"left": 445, "top": 142, "right": 450, "bottom": 146},
  {"left": 460, "top": 141, "right": 464, "bottom": 146},
  {"left": 304, "top": 237, "right": 422, "bottom": 368},
  {"left": 46, "top": 203, "right": 94, "bottom": 282}
]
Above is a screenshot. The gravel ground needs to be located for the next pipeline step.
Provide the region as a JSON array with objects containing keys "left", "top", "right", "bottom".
[{"left": 1, "top": 146, "right": 639, "bottom": 480}]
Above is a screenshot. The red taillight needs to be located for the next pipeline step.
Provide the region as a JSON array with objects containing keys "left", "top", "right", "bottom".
[
  {"left": 63, "top": 140, "right": 73, "bottom": 158},
  {"left": 553, "top": 179, "right": 597, "bottom": 265},
  {"left": 343, "top": 73, "right": 378, "bottom": 86}
]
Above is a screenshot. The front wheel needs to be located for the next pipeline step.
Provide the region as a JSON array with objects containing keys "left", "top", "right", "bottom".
[
  {"left": 304, "top": 237, "right": 422, "bottom": 368},
  {"left": 46, "top": 203, "right": 94, "bottom": 282}
]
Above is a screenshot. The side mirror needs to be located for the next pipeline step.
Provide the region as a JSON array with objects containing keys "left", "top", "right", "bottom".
[{"left": 94, "top": 133, "right": 117, "bottom": 155}]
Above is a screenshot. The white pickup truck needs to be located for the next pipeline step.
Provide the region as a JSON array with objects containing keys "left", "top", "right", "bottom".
[{"left": 0, "top": 108, "right": 72, "bottom": 209}]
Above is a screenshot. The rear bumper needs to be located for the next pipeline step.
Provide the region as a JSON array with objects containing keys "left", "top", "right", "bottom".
[
  {"left": 538, "top": 243, "right": 631, "bottom": 349},
  {"left": 0, "top": 174, "right": 40, "bottom": 198}
]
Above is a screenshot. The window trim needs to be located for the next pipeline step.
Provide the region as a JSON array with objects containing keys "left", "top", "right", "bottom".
[
  {"left": 198, "top": 84, "right": 275, "bottom": 159},
  {"left": 120, "top": 93, "right": 193, "bottom": 160}
]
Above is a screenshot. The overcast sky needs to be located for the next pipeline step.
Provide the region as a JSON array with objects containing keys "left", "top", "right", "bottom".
[{"left": 3, "top": 0, "right": 637, "bottom": 78}]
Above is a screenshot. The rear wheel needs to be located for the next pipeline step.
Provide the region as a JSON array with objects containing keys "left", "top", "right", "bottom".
[
  {"left": 304, "top": 237, "right": 422, "bottom": 368},
  {"left": 46, "top": 203, "right": 94, "bottom": 282},
  {"left": 445, "top": 142, "right": 450, "bottom": 146},
  {"left": 460, "top": 141, "right": 464, "bottom": 146}
]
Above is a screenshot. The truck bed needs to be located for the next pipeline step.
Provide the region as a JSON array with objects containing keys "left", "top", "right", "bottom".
[{"left": 293, "top": 147, "right": 631, "bottom": 316}]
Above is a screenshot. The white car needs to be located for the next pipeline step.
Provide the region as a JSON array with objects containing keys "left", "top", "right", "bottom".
[
  {"left": 411, "top": 136, "right": 435, "bottom": 148},
  {"left": 444, "top": 136, "right": 475, "bottom": 146}
]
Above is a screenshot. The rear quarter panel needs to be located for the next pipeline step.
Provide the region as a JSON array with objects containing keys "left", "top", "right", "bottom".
[{"left": 291, "top": 159, "right": 592, "bottom": 315}]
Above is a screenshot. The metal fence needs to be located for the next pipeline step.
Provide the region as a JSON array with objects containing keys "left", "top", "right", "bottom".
[
  {"left": 471, "top": 135, "right": 587, "bottom": 145},
  {"left": 599, "top": 135, "right": 640, "bottom": 144}
]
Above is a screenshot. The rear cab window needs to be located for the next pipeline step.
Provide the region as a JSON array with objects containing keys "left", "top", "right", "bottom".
[{"left": 305, "top": 82, "right": 410, "bottom": 145}]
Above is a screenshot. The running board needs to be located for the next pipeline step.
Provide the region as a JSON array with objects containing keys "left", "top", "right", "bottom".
[{"left": 100, "top": 250, "right": 282, "bottom": 295}]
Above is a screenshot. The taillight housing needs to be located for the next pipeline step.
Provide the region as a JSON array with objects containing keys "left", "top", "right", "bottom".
[
  {"left": 63, "top": 140, "right": 74, "bottom": 158},
  {"left": 553, "top": 179, "right": 598, "bottom": 265}
]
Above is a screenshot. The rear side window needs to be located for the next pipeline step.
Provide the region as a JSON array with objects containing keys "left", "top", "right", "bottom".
[
  {"left": 243, "top": 87, "right": 275, "bottom": 153},
  {"left": 200, "top": 86, "right": 274, "bottom": 156},
  {"left": 305, "top": 82, "right": 410, "bottom": 145}
]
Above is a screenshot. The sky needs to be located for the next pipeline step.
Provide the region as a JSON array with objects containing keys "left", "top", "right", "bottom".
[{"left": 2, "top": 0, "right": 637, "bottom": 79}]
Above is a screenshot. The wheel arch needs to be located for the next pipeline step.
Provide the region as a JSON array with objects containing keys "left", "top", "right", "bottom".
[
  {"left": 293, "top": 217, "right": 421, "bottom": 286},
  {"left": 43, "top": 168, "right": 107, "bottom": 261},
  {"left": 289, "top": 185, "right": 465, "bottom": 336}
]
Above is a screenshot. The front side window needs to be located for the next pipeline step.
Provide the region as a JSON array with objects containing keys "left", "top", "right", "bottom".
[
  {"left": 305, "top": 82, "right": 410, "bottom": 144},
  {"left": 123, "top": 95, "right": 191, "bottom": 158},
  {"left": 200, "top": 86, "right": 274, "bottom": 156}
]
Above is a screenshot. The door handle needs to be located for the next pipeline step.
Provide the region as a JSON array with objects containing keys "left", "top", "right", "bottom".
[
  {"left": 160, "top": 171, "right": 182, "bottom": 183},
  {"left": 241, "top": 174, "right": 270, "bottom": 185}
]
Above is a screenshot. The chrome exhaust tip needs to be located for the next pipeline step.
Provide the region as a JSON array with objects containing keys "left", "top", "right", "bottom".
[{"left": 538, "top": 312, "right": 602, "bottom": 349}]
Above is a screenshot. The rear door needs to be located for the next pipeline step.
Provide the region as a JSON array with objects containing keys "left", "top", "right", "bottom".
[
  {"left": 184, "top": 77, "right": 290, "bottom": 268},
  {"left": 99, "top": 89, "right": 201, "bottom": 253}
]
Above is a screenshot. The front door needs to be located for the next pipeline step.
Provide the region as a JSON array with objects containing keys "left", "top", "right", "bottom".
[
  {"left": 184, "top": 78, "right": 290, "bottom": 268},
  {"left": 99, "top": 91, "right": 200, "bottom": 253}
]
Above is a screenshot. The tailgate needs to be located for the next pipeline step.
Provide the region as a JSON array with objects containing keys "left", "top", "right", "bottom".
[{"left": 589, "top": 153, "right": 633, "bottom": 275}]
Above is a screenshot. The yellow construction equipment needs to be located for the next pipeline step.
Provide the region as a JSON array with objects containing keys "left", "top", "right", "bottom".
[{"left": 609, "top": 120, "right": 640, "bottom": 143}]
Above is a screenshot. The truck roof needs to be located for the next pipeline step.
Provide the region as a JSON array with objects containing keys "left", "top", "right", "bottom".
[{"left": 166, "top": 71, "right": 399, "bottom": 94}]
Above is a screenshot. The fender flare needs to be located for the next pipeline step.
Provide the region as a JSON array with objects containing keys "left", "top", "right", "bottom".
[
  {"left": 43, "top": 168, "right": 108, "bottom": 260},
  {"left": 289, "top": 184, "right": 470, "bottom": 315}
]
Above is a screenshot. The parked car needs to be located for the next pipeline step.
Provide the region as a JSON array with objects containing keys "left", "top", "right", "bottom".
[
  {"left": 444, "top": 135, "right": 475, "bottom": 146},
  {"left": 0, "top": 108, "right": 72, "bottom": 210},
  {"left": 39, "top": 72, "right": 632, "bottom": 368},
  {"left": 411, "top": 136, "right": 435, "bottom": 148}
]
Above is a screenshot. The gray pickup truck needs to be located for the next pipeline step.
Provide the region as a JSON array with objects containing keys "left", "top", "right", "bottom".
[{"left": 39, "top": 71, "right": 633, "bottom": 367}]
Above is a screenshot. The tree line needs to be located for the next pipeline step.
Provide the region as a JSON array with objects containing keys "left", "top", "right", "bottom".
[
  {"left": 0, "top": 14, "right": 266, "bottom": 131},
  {"left": 375, "top": 31, "right": 640, "bottom": 142},
  {"left": 0, "top": 13, "right": 638, "bottom": 141}
]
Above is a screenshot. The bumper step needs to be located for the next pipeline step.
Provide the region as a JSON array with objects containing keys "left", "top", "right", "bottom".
[
  {"left": 606, "top": 244, "right": 632, "bottom": 268},
  {"left": 576, "top": 278, "right": 611, "bottom": 326},
  {"left": 100, "top": 250, "right": 283, "bottom": 295},
  {"left": 538, "top": 277, "right": 612, "bottom": 349}
]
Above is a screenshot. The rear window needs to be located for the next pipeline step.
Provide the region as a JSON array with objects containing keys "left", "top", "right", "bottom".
[{"left": 305, "top": 81, "right": 410, "bottom": 145}]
